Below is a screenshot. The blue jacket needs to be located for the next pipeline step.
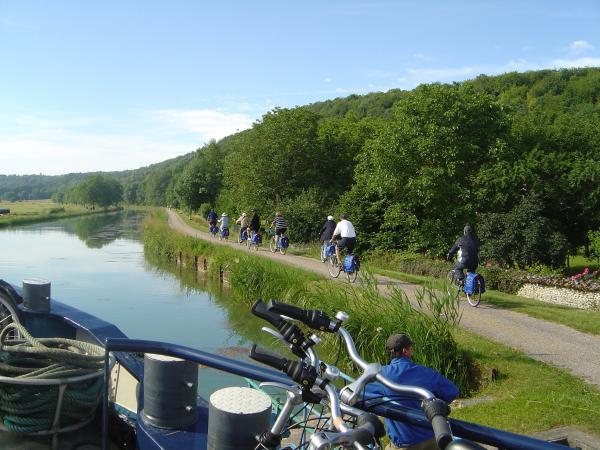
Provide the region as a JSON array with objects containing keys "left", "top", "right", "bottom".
[{"left": 365, "top": 357, "right": 459, "bottom": 447}]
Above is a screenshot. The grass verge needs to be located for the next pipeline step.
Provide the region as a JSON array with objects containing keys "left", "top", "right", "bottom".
[
  {"left": 452, "top": 328, "right": 600, "bottom": 436},
  {"left": 0, "top": 199, "right": 121, "bottom": 228}
]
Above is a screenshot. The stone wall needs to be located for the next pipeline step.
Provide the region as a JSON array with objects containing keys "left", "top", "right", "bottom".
[{"left": 517, "top": 283, "right": 600, "bottom": 310}]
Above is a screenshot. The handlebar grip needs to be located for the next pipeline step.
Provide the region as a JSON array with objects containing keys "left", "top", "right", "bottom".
[
  {"left": 423, "top": 399, "right": 452, "bottom": 449},
  {"left": 249, "top": 344, "right": 288, "bottom": 372},
  {"left": 268, "top": 300, "right": 335, "bottom": 332},
  {"left": 431, "top": 415, "right": 452, "bottom": 449},
  {"left": 252, "top": 299, "right": 284, "bottom": 328},
  {"left": 268, "top": 300, "right": 306, "bottom": 321}
]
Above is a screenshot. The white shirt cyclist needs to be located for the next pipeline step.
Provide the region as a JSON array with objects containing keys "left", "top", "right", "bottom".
[{"left": 332, "top": 220, "right": 356, "bottom": 239}]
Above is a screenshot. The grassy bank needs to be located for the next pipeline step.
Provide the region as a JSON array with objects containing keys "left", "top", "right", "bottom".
[
  {"left": 146, "top": 211, "right": 600, "bottom": 436},
  {"left": 144, "top": 210, "right": 472, "bottom": 393},
  {"left": 0, "top": 199, "right": 121, "bottom": 228},
  {"left": 452, "top": 328, "right": 600, "bottom": 436}
]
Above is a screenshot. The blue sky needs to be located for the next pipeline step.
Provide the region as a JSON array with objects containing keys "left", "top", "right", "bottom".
[{"left": 1, "top": 1, "right": 599, "bottom": 175}]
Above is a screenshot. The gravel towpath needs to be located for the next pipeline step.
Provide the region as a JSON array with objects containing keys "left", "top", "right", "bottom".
[{"left": 167, "top": 209, "right": 600, "bottom": 388}]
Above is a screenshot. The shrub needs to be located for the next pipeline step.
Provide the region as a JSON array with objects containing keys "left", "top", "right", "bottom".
[
  {"left": 478, "top": 194, "right": 568, "bottom": 268},
  {"left": 279, "top": 188, "right": 331, "bottom": 243},
  {"left": 589, "top": 230, "right": 600, "bottom": 261}
]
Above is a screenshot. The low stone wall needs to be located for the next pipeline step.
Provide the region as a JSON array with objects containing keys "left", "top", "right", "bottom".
[{"left": 517, "top": 283, "right": 600, "bottom": 310}]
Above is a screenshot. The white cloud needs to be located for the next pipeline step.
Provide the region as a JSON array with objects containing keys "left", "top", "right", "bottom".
[
  {"left": 0, "top": 133, "right": 191, "bottom": 175},
  {"left": 570, "top": 40, "right": 593, "bottom": 50},
  {"left": 551, "top": 56, "right": 600, "bottom": 68},
  {"left": 153, "top": 109, "right": 254, "bottom": 141}
]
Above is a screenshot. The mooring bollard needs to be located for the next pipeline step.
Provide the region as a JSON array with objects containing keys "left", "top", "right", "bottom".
[{"left": 203, "top": 258, "right": 208, "bottom": 271}]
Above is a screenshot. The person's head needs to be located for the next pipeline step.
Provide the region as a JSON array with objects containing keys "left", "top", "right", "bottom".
[
  {"left": 252, "top": 208, "right": 257, "bottom": 213},
  {"left": 340, "top": 213, "right": 349, "bottom": 220},
  {"left": 222, "top": 212, "right": 227, "bottom": 217},
  {"left": 463, "top": 225, "right": 473, "bottom": 236},
  {"left": 209, "top": 208, "right": 214, "bottom": 212},
  {"left": 241, "top": 212, "right": 246, "bottom": 217},
  {"left": 385, "top": 333, "right": 413, "bottom": 361},
  {"left": 276, "top": 211, "right": 282, "bottom": 217},
  {"left": 327, "top": 215, "right": 334, "bottom": 221}
]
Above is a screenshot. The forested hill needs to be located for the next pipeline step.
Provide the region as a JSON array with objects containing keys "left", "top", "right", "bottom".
[{"left": 2, "top": 67, "right": 600, "bottom": 267}]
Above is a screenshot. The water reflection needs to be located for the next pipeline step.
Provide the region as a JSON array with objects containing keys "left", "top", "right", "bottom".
[{"left": 59, "top": 210, "right": 142, "bottom": 249}]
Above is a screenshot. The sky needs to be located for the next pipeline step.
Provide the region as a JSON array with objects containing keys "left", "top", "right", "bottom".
[{"left": 1, "top": 1, "right": 599, "bottom": 176}]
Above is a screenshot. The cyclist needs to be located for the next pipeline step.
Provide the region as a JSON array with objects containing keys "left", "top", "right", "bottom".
[
  {"left": 207, "top": 208, "right": 217, "bottom": 228},
  {"left": 249, "top": 208, "right": 260, "bottom": 239},
  {"left": 330, "top": 213, "right": 356, "bottom": 264},
  {"left": 235, "top": 212, "right": 248, "bottom": 241},
  {"left": 447, "top": 225, "right": 480, "bottom": 282},
  {"left": 270, "top": 212, "right": 287, "bottom": 248},
  {"left": 366, "top": 334, "right": 459, "bottom": 450},
  {"left": 218, "top": 212, "right": 229, "bottom": 235},
  {"left": 319, "top": 215, "right": 336, "bottom": 262}
]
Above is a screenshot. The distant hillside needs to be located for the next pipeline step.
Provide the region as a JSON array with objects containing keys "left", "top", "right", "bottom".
[{"left": 2, "top": 67, "right": 599, "bottom": 209}]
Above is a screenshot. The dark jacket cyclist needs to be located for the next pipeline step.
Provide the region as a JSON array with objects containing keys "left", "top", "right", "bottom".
[
  {"left": 319, "top": 215, "right": 336, "bottom": 242},
  {"left": 207, "top": 209, "right": 218, "bottom": 226},
  {"left": 249, "top": 208, "right": 260, "bottom": 232},
  {"left": 447, "top": 225, "right": 480, "bottom": 281}
]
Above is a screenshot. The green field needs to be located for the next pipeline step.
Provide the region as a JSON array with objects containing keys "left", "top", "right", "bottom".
[{"left": 0, "top": 199, "right": 118, "bottom": 227}]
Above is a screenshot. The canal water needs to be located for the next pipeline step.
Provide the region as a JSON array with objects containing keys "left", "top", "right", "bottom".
[{"left": 0, "top": 210, "right": 261, "bottom": 394}]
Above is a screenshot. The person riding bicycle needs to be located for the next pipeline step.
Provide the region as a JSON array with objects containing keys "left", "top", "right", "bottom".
[
  {"left": 235, "top": 212, "right": 248, "bottom": 241},
  {"left": 270, "top": 212, "right": 287, "bottom": 247},
  {"left": 319, "top": 215, "right": 336, "bottom": 262},
  {"left": 365, "top": 334, "right": 459, "bottom": 450},
  {"left": 218, "top": 212, "right": 229, "bottom": 233},
  {"left": 207, "top": 208, "right": 217, "bottom": 227},
  {"left": 330, "top": 213, "right": 356, "bottom": 264},
  {"left": 447, "top": 225, "right": 480, "bottom": 282},
  {"left": 249, "top": 208, "right": 260, "bottom": 238}
]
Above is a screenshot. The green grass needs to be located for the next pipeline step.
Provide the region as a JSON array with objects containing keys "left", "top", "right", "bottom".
[
  {"left": 372, "top": 267, "right": 600, "bottom": 335},
  {"left": 452, "top": 327, "right": 600, "bottom": 436},
  {"left": 149, "top": 211, "right": 600, "bottom": 437},
  {"left": 0, "top": 199, "right": 121, "bottom": 228}
]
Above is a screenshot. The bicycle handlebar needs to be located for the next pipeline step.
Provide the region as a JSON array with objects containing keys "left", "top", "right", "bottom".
[
  {"left": 268, "top": 300, "right": 339, "bottom": 332},
  {"left": 250, "top": 344, "right": 318, "bottom": 388}
]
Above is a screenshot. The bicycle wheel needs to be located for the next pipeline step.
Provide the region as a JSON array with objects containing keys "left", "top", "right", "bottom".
[
  {"left": 279, "top": 245, "right": 287, "bottom": 255},
  {"left": 328, "top": 255, "right": 341, "bottom": 278},
  {"left": 445, "top": 270, "right": 461, "bottom": 300},
  {"left": 466, "top": 279, "right": 482, "bottom": 307},
  {"left": 269, "top": 238, "right": 277, "bottom": 253},
  {"left": 346, "top": 269, "right": 358, "bottom": 283}
]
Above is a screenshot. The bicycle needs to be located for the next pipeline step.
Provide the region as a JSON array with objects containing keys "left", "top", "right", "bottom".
[
  {"left": 248, "top": 299, "right": 486, "bottom": 450},
  {"left": 248, "top": 230, "right": 262, "bottom": 251},
  {"left": 269, "top": 228, "right": 289, "bottom": 255},
  {"left": 446, "top": 269, "right": 483, "bottom": 307},
  {"left": 239, "top": 227, "right": 249, "bottom": 246},
  {"left": 209, "top": 223, "right": 218, "bottom": 237},
  {"left": 327, "top": 242, "right": 359, "bottom": 283},
  {"left": 219, "top": 226, "right": 229, "bottom": 241}
]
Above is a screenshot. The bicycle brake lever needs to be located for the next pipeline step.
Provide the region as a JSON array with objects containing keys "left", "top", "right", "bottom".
[{"left": 261, "top": 326, "right": 288, "bottom": 344}]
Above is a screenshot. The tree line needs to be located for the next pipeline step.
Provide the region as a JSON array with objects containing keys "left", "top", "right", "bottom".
[{"left": 3, "top": 67, "right": 600, "bottom": 268}]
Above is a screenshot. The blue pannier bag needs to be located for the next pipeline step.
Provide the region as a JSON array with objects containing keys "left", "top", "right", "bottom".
[
  {"left": 221, "top": 227, "right": 229, "bottom": 237},
  {"left": 343, "top": 255, "right": 356, "bottom": 273},
  {"left": 241, "top": 229, "right": 248, "bottom": 240},
  {"left": 251, "top": 233, "right": 260, "bottom": 244},
  {"left": 325, "top": 244, "right": 336, "bottom": 257},
  {"left": 464, "top": 272, "right": 476, "bottom": 295},
  {"left": 280, "top": 236, "right": 289, "bottom": 248},
  {"left": 209, "top": 225, "right": 218, "bottom": 234}
]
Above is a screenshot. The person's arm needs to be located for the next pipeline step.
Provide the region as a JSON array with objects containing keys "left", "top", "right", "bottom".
[
  {"left": 432, "top": 371, "right": 459, "bottom": 403},
  {"left": 447, "top": 238, "right": 460, "bottom": 260},
  {"left": 331, "top": 223, "right": 341, "bottom": 241}
]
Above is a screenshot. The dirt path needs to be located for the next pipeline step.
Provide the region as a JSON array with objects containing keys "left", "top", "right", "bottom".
[{"left": 168, "top": 209, "right": 600, "bottom": 388}]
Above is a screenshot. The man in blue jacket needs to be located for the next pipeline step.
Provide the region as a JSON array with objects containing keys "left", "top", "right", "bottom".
[{"left": 366, "top": 334, "right": 459, "bottom": 450}]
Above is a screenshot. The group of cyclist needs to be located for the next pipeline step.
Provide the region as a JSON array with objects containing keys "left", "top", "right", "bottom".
[{"left": 207, "top": 208, "right": 358, "bottom": 261}]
